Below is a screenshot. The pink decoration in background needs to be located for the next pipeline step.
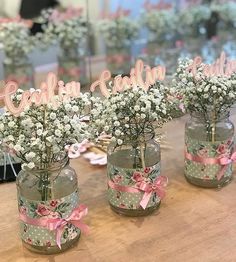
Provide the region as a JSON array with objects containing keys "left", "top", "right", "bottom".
[
  {"left": 83, "top": 152, "right": 107, "bottom": 166},
  {"left": 107, "top": 54, "right": 131, "bottom": 65},
  {"left": 144, "top": 0, "right": 172, "bottom": 11},
  {"left": 65, "top": 140, "right": 93, "bottom": 159},
  {"left": 175, "top": 40, "right": 185, "bottom": 49},
  {"left": 58, "top": 67, "right": 81, "bottom": 78},
  {"left": 0, "top": 16, "right": 33, "bottom": 27},
  {"left": 5, "top": 75, "right": 33, "bottom": 86},
  {"left": 19, "top": 204, "right": 89, "bottom": 249},
  {"left": 101, "top": 6, "right": 130, "bottom": 20},
  {"left": 49, "top": 7, "right": 83, "bottom": 22}
]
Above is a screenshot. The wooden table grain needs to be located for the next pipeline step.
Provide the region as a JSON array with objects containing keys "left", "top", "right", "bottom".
[{"left": 1, "top": 115, "right": 236, "bottom": 262}]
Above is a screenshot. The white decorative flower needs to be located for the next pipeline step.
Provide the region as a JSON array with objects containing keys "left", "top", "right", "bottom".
[
  {"left": 50, "top": 113, "right": 56, "bottom": 120},
  {"left": 117, "top": 139, "right": 123, "bottom": 145},
  {"left": 27, "top": 162, "right": 35, "bottom": 169}
]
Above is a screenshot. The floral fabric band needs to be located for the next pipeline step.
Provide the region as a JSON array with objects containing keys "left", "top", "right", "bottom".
[
  {"left": 108, "top": 176, "right": 168, "bottom": 209},
  {"left": 185, "top": 150, "right": 236, "bottom": 180},
  {"left": 19, "top": 204, "right": 89, "bottom": 249}
]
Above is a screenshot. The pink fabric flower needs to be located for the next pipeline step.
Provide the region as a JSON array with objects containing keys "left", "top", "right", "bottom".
[
  {"left": 27, "top": 238, "right": 32, "bottom": 244},
  {"left": 144, "top": 167, "right": 151, "bottom": 174},
  {"left": 50, "top": 200, "right": 58, "bottom": 208},
  {"left": 197, "top": 148, "right": 208, "bottom": 157},
  {"left": 132, "top": 172, "right": 144, "bottom": 182},
  {"left": 119, "top": 203, "right": 126, "bottom": 209},
  {"left": 46, "top": 211, "right": 60, "bottom": 219},
  {"left": 217, "top": 144, "right": 228, "bottom": 155},
  {"left": 113, "top": 174, "right": 123, "bottom": 184},
  {"left": 45, "top": 241, "right": 51, "bottom": 247},
  {"left": 35, "top": 204, "right": 51, "bottom": 217},
  {"left": 19, "top": 206, "right": 27, "bottom": 215}
]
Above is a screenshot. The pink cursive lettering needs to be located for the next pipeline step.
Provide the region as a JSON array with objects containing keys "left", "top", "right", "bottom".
[
  {"left": 90, "top": 59, "right": 166, "bottom": 96},
  {"left": 0, "top": 73, "right": 81, "bottom": 116},
  {"left": 187, "top": 52, "right": 236, "bottom": 78}
]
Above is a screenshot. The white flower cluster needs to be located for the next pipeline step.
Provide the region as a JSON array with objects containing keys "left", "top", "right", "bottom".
[
  {"left": 91, "top": 83, "right": 172, "bottom": 146},
  {"left": 178, "top": 5, "right": 211, "bottom": 35},
  {"left": 0, "top": 90, "right": 90, "bottom": 170},
  {"left": 172, "top": 59, "right": 236, "bottom": 116},
  {"left": 41, "top": 9, "right": 88, "bottom": 49},
  {"left": 141, "top": 9, "right": 177, "bottom": 41},
  {"left": 0, "top": 22, "right": 36, "bottom": 64},
  {"left": 98, "top": 17, "right": 139, "bottom": 49}
]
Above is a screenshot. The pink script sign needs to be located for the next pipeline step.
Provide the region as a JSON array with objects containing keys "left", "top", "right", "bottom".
[
  {"left": 188, "top": 52, "right": 236, "bottom": 77},
  {"left": 0, "top": 59, "right": 165, "bottom": 115},
  {"left": 0, "top": 73, "right": 81, "bottom": 116},
  {"left": 90, "top": 59, "right": 166, "bottom": 97}
]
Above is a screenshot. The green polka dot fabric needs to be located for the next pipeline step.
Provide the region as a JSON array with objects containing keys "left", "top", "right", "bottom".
[
  {"left": 185, "top": 136, "right": 234, "bottom": 181},
  {"left": 107, "top": 162, "right": 161, "bottom": 210},
  {"left": 18, "top": 189, "right": 80, "bottom": 247}
]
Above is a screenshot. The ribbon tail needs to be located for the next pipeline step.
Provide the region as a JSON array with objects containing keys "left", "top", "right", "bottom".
[
  {"left": 56, "top": 226, "right": 64, "bottom": 249},
  {"left": 156, "top": 188, "right": 166, "bottom": 200},
  {"left": 72, "top": 221, "right": 90, "bottom": 235},
  {"left": 140, "top": 192, "right": 152, "bottom": 210},
  {"left": 217, "top": 165, "right": 228, "bottom": 181}
]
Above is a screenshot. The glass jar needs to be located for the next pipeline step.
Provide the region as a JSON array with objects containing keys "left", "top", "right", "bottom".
[
  {"left": 106, "top": 44, "right": 132, "bottom": 76},
  {"left": 185, "top": 111, "right": 234, "bottom": 188},
  {"left": 16, "top": 156, "right": 80, "bottom": 254},
  {"left": 107, "top": 136, "right": 164, "bottom": 216},
  {"left": 3, "top": 55, "right": 34, "bottom": 90},
  {"left": 58, "top": 43, "right": 87, "bottom": 85}
]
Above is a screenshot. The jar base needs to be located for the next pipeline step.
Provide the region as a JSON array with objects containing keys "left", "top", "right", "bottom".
[
  {"left": 184, "top": 174, "right": 232, "bottom": 188},
  {"left": 109, "top": 202, "right": 161, "bottom": 217},
  {"left": 22, "top": 233, "right": 80, "bottom": 254}
]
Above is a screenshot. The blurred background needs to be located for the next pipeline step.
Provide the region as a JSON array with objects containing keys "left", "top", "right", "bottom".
[{"left": 0, "top": 0, "right": 235, "bottom": 89}]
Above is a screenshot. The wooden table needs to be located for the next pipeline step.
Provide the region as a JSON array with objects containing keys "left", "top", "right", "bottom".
[{"left": 1, "top": 114, "right": 236, "bottom": 262}]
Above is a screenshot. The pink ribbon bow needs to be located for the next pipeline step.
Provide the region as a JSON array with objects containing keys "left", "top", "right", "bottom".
[
  {"left": 217, "top": 152, "right": 236, "bottom": 180},
  {"left": 20, "top": 205, "right": 89, "bottom": 249},
  {"left": 108, "top": 175, "right": 168, "bottom": 210},
  {"left": 185, "top": 150, "right": 236, "bottom": 180},
  {"left": 136, "top": 176, "right": 168, "bottom": 209}
]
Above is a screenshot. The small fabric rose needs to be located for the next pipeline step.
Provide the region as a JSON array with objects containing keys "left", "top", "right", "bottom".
[
  {"left": 132, "top": 172, "right": 144, "bottom": 182},
  {"left": 197, "top": 148, "right": 208, "bottom": 158},
  {"left": 35, "top": 204, "right": 51, "bottom": 217}
]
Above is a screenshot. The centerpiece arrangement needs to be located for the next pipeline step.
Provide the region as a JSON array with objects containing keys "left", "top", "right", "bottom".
[
  {"left": 41, "top": 7, "right": 88, "bottom": 83},
  {"left": 0, "top": 74, "right": 90, "bottom": 254},
  {"left": 172, "top": 53, "right": 236, "bottom": 187},
  {"left": 98, "top": 7, "right": 139, "bottom": 75},
  {"left": 141, "top": 1, "right": 176, "bottom": 43},
  {"left": 178, "top": 4, "right": 211, "bottom": 39},
  {"left": 211, "top": 1, "right": 236, "bottom": 35},
  {"left": 90, "top": 66, "right": 172, "bottom": 216},
  {"left": 0, "top": 17, "right": 35, "bottom": 90}
]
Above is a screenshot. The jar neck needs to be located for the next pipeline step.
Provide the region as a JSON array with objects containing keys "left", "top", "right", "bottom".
[
  {"left": 60, "top": 42, "right": 79, "bottom": 57},
  {"left": 121, "top": 132, "right": 155, "bottom": 147},
  {"left": 30, "top": 156, "right": 69, "bottom": 173},
  {"left": 190, "top": 110, "right": 230, "bottom": 123}
]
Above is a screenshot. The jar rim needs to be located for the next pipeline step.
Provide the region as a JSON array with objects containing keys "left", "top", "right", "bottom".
[
  {"left": 190, "top": 109, "right": 230, "bottom": 121},
  {"left": 29, "top": 154, "right": 69, "bottom": 172}
]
